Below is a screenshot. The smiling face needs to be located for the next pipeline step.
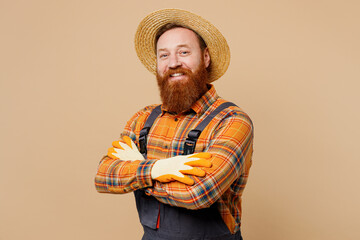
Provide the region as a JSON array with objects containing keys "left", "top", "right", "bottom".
[
  {"left": 156, "top": 27, "right": 210, "bottom": 82},
  {"left": 155, "top": 27, "right": 211, "bottom": 113}
]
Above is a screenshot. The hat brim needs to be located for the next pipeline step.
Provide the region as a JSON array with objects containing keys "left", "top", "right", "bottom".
[{"left": 134, "top": 8, "right": 230, "bottom": 83}]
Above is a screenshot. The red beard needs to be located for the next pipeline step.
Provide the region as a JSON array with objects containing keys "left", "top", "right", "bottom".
[{"left": 156, "top": 62, "right": 208, "bottom": 113}]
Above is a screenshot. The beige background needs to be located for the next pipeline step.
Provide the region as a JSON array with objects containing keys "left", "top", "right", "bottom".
[{"left": 1, "top": 0, "right": 359, "bottom": 239}]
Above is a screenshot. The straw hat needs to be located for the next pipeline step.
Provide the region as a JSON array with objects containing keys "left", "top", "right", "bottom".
[{"left": 134, "top": 8, "right": 230, "bottom": 83}]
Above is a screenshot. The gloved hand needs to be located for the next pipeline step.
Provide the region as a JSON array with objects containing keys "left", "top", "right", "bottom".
[
  {"left": 107, "top": 136, "right": 145, "bottom": 161},
  {"left": 151, "top": 152, "right": 212, "bottom": 185}
]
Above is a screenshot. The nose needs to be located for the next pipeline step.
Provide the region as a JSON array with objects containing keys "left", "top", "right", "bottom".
[{"left": 168, "top": 54, "right": 181, "bottom": 69}]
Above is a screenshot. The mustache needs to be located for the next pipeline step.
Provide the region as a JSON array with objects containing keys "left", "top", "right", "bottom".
[{"left": 162, "top": 67, "right": 193, "bottom": 80}]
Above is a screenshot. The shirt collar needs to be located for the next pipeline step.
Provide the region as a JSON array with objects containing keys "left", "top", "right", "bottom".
[{"left": 191, "top": 84, "right": 219, "bottom": 116}]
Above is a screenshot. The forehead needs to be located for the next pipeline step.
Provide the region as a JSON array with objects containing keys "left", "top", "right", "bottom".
[{"left": 156, "top": 27, "right": 201, "bottom": 50}]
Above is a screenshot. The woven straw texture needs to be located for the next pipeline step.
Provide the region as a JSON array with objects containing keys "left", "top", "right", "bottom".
[{"left": 134, "top": 8, "right": 230, "bottom": 82}]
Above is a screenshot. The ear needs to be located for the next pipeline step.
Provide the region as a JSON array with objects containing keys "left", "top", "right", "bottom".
[{"left": 203, "top": 48, "right": 210, "bottom": 68}]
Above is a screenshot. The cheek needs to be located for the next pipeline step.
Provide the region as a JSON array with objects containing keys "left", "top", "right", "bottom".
[
  {"left": 183, "top": 55, "right": 203, "bottom": 71},
  {"left": 157, "top": 62, "right": 167, "bottom": 75},
  {"left": 187, "top": 60, "right": 201, "bottom": 72}
]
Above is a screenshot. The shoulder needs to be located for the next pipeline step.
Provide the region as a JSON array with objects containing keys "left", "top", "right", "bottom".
[
  {"left": 126, "top": 104, "right": 161, "bottom": 124},
  {"left": 122, "top": 104, "right": 162, "bottom": 137},
  {"left": 211, "top": 98, "right": 253, "bottom": 128}
]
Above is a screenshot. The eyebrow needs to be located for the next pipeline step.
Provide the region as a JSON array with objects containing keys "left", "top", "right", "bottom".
[{"left": 157, "top": 44, "right": 191, "bottom": 52}]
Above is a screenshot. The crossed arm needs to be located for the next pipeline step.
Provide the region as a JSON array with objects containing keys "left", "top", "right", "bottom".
[{"left": 95, "top": 111, "right": 253, "bottom": 210}]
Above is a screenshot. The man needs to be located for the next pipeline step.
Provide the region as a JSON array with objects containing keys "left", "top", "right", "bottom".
[{"left": 95, "top": 9, "right": 253, "bottom": 240}]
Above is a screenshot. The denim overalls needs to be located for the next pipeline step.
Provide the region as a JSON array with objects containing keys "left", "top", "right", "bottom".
[{"left": 134, "top": 190, "right": 242, "bottom": 240}]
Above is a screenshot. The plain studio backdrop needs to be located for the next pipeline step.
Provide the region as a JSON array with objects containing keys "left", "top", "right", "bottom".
[{"left": 1, "top": 0, "right": 359, "bottom": 239}]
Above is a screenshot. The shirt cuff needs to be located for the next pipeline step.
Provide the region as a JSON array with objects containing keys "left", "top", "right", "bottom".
[{"left": 136, "top": 159, "right": 156, "bottom": 189}]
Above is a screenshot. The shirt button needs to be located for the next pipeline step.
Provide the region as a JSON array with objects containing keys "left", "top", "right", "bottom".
[{"left": 165, "top": 145, "right": 168, "bottom": 149}]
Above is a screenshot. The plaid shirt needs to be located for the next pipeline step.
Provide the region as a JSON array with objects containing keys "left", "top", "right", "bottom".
[{"left": 95, "top": 85, "right": 254, "bottom": 234}]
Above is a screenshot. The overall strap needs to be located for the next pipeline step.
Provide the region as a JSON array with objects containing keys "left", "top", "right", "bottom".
[
  {"left": 138, "top": 102, "right": 237, "bottom": 157},
  {"left": 139, "top": 105, "right": 162, "bottom": 158},
  {"left": 183, "top": 102, "right": 237, "bottom": 155}
]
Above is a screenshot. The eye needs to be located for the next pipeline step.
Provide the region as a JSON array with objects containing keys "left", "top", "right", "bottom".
[
  {"left": 180, "top": 51, "right": 189, "bottom": 55},
  {"left": 157, "top": 51, "right": 169, "bottom": 59}
]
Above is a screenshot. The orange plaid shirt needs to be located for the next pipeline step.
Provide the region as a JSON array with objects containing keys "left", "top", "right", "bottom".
[{"left": 95, "top": 85, "right": 254, "bottom": 234}]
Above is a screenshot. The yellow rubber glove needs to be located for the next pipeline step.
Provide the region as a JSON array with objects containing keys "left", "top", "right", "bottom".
[
  {"left": 151, "top": 152, "right": 212, "bottom": 185},
  {"left": 107, "top": 136, "right": 145, "bottom": 161}
]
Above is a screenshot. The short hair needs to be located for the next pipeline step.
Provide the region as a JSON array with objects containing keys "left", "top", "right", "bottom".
[{"left": 155, "top": 23, "right": 207, "bottom": 52}]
